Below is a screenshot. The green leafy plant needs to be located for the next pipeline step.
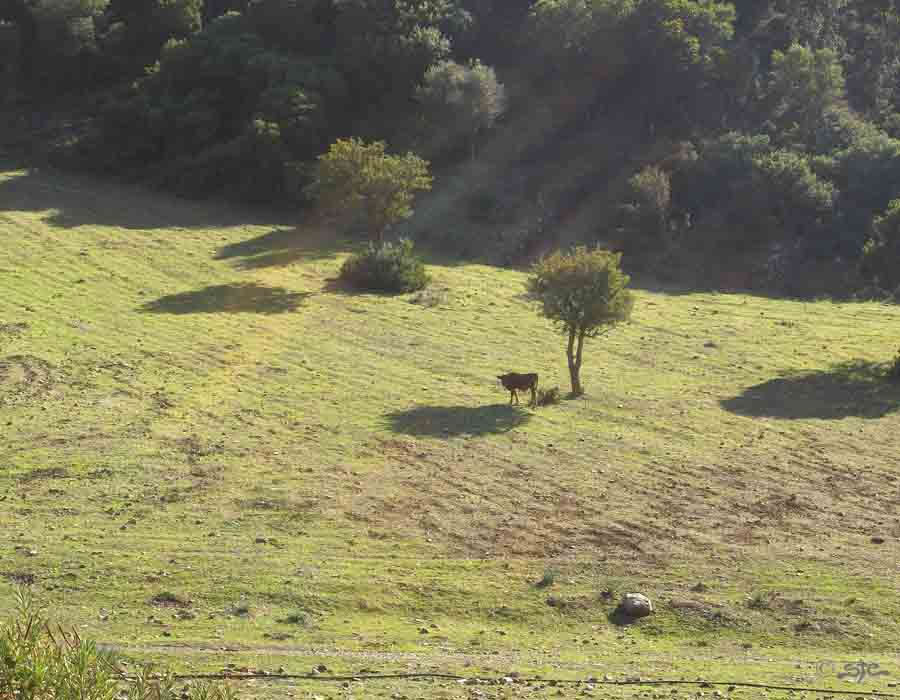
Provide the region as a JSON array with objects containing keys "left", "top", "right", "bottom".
[
  {"left": 340, "top": 238, "right": 429, "bottom": 293},
  {"left": 528, "top": 247, "right": 634, "bottom": 396},
  {"left": 0, "top": 587, "right": 237, "bottom": 700},
  {"left": 307, "top": 138, "right": 432, "bottom": 242},
  {"left": 887, "top": 348, "right": 900, "bottom": 382}
]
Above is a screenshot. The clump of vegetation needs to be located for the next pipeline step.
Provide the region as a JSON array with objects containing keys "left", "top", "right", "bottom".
[
  {"left": 340, "top": 238, "right": 429, "bottom": 294},
  {"left": 535, "top": 386, "right": 561, "bottom": 406},
  {"left": 277, "top": 612, "right": 311, "bottom": 626},
  {"left": 621, "top": 165, "right": 672, "bottom": 241},
  {"left": 860, "top": 199, "right": 900, "bottom": 291},
  {"left": 528, "top": 247, "right": 634, "bottom": 396},
  {"left": 887, "top": 349, "right": 900, "bottom": 382},
  {"left": 1, "top": 587, "right": 236, "bottom": 700},
  {"left": 1, "top": 588, "right": 119, "bottom": 700},
  {"left": 746, "top": 591, "right": 777, "bottom": 610},
  {"left": 408, "top": 286, "right": 448, "bottom": 307},
  {"left": 228, "top": 603, "right": 251, "bottom": 617},
  {"left": 307, "top": 138, "right": 432, "bottom": 242},
  {"left": 416, "top": 59, "right": 506, "bottom": 161},
  {"left": 535, "top": 568, "right": 557, "bottom": 588}
]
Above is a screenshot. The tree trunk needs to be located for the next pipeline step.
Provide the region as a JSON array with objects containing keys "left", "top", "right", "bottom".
[{"left": 566, "top": 327, "right": 584, "bottom": 396}]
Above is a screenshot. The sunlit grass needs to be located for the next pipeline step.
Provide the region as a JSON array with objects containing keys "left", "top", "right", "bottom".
[{"left": 1, "top": 165, "right": 898, "bottom": 694}]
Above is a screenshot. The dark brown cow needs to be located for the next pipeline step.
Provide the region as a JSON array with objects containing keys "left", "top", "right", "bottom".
[{"left": 497, "top": 372, "right": 538, "bottom": 406}]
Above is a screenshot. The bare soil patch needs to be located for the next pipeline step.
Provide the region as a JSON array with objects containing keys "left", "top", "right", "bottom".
[{"left": 0, "top": 354, "right": 55, "bottom": 404}]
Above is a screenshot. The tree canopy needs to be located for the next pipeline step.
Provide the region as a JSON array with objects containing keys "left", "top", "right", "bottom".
[
  {"left": 528, "top": 247, "right": 634, "bottom": 395},
  {"left": 307, "top": 137, "right": 433, "bottom": 240}
]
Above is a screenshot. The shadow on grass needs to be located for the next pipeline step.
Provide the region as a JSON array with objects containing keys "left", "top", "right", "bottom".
[
  {"left": 385, "top": 404, "right": 532, "bottom": 437},
  {"left": 139, "top": 283, "right": 312, "bottom": 315},
  {"left": 0, "top": 168, "right": 293, "bottom": 230},
  {"left": 721, "top": 360, "right": 900, "bottom": 420},
  {"left": 606, "top": 608, "right": 642, "bottom": 627},
  {"left": 215, "top": 228, "right": 342, "bottom": 270}
]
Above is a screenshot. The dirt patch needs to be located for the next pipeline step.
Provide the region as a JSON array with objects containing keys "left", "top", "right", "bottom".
[
  {"left": 150, "top": 592, "right": 192, "bottom": 608},
  {"left": 0, "top": 322, "right": 28, "bottom": 340},
  {"left": 20, "top": 466, "right": 68, "bottom": 482},
  {"left": 173, "top": 435, "right": 225, "bottom": 464},
  {"left": 236, "top": 496, "right": 320, "bottom": 517},
  {"left": 356, "top": 439, "right": 676, "bottom": 561},
  {"left": 0, "top": 354, "right": 56, "bottom": 405},
  {"left": 748, "top": 493, "right": 812, "bottom": 522},
  {"left": 1, "top": 571, "right": 36, "bottom": 585},
  {"left": 669, "top": 598, "right": 747, "bottom": 629}
]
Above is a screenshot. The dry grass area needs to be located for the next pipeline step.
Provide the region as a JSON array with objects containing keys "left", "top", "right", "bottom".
[{"left": 1, "top": 165, "right": 899, "bottom": 697}]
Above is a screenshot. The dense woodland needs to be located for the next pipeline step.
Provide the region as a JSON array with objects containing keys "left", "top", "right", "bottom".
[{"left": 2, "top": 0, "right": 900, "bottom": 297}]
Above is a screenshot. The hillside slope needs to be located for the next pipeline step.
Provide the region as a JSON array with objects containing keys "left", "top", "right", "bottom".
[{"left": 1, "top": 165, "right": 899, "bottom": 695}]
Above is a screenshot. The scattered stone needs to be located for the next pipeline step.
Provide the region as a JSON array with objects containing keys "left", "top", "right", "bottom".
[{"left": 618, "top": 593, "right": 653, "bottom": 618}]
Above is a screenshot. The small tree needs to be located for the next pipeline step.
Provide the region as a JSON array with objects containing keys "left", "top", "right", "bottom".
[
  {"left": 768, "top": 43, "right": 846, "bottom": 145},
  {"left": 861, "top": 198, "right": 900, "bottom": 290},
  {"left": 307, "top": 137, "right": 433, "bottom": 241},
  {"left": 528, "top": 247, "right": 634, "bottom": 396},
  {"left": 624, "top": 165, "right": 672, "bottom": 239},
  {"left": 416, "top": 59, "right": 506, "bottom": 161}
]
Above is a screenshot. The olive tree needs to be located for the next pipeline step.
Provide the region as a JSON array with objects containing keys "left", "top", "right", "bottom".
[
  {"left": 416, "top": 58, "right": 506, "bottom": 160},
  {"left": 307, "top": 137, "right": 433, "bottom": 241},
  {"left": 527, "top": 247, "right": 634, "bottom": 396}
]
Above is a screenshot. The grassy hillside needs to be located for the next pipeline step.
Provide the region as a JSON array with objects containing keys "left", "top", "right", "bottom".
[{"left": 1, "top": 165, "right": 899, "bottom": 698}]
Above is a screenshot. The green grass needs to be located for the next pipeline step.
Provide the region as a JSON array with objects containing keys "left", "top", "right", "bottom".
[{"left": 2, "top": 165, "right": 899, "bottom": 698}]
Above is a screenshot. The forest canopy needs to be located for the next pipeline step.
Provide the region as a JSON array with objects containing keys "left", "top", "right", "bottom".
[{"left": 3, "top": 0, "right": 900, "bottom": 296}]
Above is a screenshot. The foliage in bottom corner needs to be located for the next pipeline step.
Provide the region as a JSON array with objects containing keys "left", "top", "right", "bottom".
[
  {"left": 0, "top": 587, "right": 236, "bottom": 700},
  {"left": 887, "top": 348, "right": 900, "bottom": 383},
  {"left": 339, "top": 238, "right": 430, "bottom": 293}
]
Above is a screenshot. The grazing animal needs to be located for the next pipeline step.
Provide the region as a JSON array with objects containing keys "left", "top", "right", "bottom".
[{"left": 498, "top": 372, "right": 538, "bottom": 406}]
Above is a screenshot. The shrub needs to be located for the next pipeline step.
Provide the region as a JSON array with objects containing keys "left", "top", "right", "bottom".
[
  {"left": 535, "top": 386, "right": 561, "bottom": 406},
  {"left": 752, "top": 149, "right": 836, "bottom": 237},
  {"left": 624, "top": 165, "right": 672, "bottom": 239},
  {"left": 887, "top": 349, "right": 900, "bottom": 382},
  {"left": 1, "top": 587, "right": 119, "bottom": 700},
  {"left": 339, "top": 238, "right": 429, "bottom": 293},
  {"left": 307, "top": 138, "right": 432, "bottom": 241},
  {"left": 415, "top": 59, "right": 506, "bottom": 160},
  {"left": 535, "top": 568, "right": 557, "bottom": 588},
  {"left": 860, "top": 199, "right": 900, "bottom": 289},
  {"left": 0, "top": 587, "right": 236, "bottom": 700}
]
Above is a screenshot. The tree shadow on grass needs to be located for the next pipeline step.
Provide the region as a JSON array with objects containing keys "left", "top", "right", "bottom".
[
  {"left": 385, "top": 404, "right": 532, "bottom": 438},
  {"left": 139, "top": 283, "right": 312, "bottom": 315},
  {"left": 606, "top": 608, "right": 642, "bottom": 627},
  {"left": 721, "top": 360, "right": 900, "bottom": 420},
  {"left": 215, "top": 228, "right": 343, "bottom": 270},
  {"left": 0, "top": 168, "right": 291, "bottom": 230}
]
